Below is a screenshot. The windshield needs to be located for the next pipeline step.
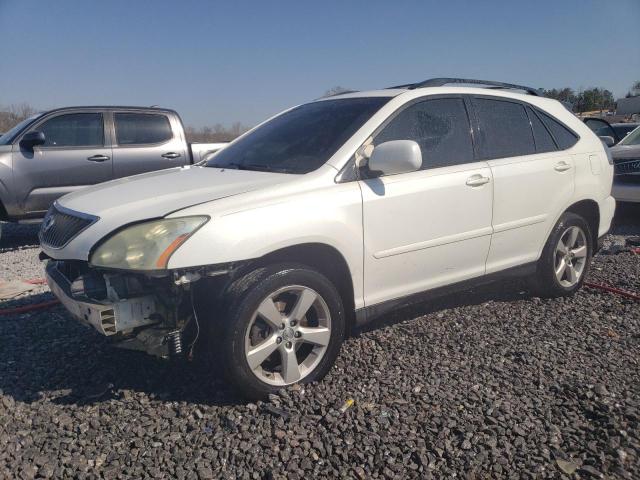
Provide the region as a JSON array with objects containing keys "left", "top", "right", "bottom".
[
  {"left": 0, "top": 113, "right": 44, "bottom": 145},
  {"left": 206, "top": 97, "right": 391, "bottom": 174},
  {"left": 619, "top": 125, "right": 640, "bottom": 146}
]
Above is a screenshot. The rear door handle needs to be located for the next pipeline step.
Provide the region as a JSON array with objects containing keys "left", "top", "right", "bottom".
[
  {"left": 162, "top": 152, "right": 181, "bottom": 159},
  {"left": 554, "top": 161, "right": 571, "bottom": 172},
  {"left": 87, "top": 155, "right": 110, "bottom": 162},
  {"left": 466, "top": 174, "right": 490, "bottom": 187}
]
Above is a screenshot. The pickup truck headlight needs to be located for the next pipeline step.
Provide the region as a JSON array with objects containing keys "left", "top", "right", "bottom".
[{"left": 90, "top": 216, "right": 208, "bottom": 270}]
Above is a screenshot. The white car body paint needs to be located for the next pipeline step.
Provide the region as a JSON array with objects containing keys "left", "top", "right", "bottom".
[{"left": 44, "top": 86, "right": 616, "bottom": 314}]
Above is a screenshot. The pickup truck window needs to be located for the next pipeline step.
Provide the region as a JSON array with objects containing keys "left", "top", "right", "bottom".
[
  {"left": 38, "top": 113, "right": 104, "bottom": 147},
  {"left": 206, "top": 97, "right": 391, "bottom": 174},
  {"left": 115, "top": 113, "right": 172, "bottom": 145}
]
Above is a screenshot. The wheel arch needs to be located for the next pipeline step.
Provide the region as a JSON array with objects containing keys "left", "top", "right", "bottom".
[
  {"left": 251, "top": 243, "right": 356, "bottom": 331},
  {"left": 564, "top": 199, "right": 600, "bottom": 249},
  {"left": 0, "top": 198, "right": 8, "bottom": 222}
]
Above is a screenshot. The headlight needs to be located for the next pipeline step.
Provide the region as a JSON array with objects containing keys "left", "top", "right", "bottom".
[{"left": 90, "top": 216, "right": 208, "bottom": 270}]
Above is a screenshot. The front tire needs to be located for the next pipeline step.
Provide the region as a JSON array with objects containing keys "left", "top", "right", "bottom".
[
  {"left": 218, "top": 264, "right": 346, "bottom": 399},
  {"left": 531, "top": 212, "right": 592, "bottom": 297}
]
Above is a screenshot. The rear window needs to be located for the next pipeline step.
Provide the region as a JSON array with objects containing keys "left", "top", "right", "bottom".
[
  {"left": 527, "top": 107, "right": 557, "bottom": 153},
  {"left": 537, "top": 110, "right": 579, "bottom": 150},
  {"left": 472, "top": 98, "right": 535, "bottom": 160},
  {"left": 115, "top": 113, "right": 172, "bottom": 145}
]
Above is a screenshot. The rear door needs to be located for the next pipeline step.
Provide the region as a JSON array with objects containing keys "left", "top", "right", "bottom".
[
  {"left": 13, "top": 110, "right": 112, "bottom": 216},
  {"left": 360, "top": 96, "right": 494, "bottom": 306},
  {"left": 471, "top": 96, "right": 578, "bottom": 273},
  {"left": 111, "top": 111, "right": 188, "bottom": 178}
]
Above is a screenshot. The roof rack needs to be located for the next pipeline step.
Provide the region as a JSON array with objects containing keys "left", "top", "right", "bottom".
[{"left": 388, "top": 78, "right": 543, "bottom": 96}]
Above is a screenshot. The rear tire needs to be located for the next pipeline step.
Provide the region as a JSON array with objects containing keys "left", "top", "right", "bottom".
[
  {"left": 530, "top": 212, "right": 592, "bottom": 297},
  {"left": 215, "top": 263, "right": 346, "bottom": 400}
]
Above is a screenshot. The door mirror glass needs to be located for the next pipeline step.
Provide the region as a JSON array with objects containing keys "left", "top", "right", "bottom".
[
  {"left": 19, "top": 131, "right": 46, "bottom": 149},
  {"left": 599, "top": 135, "right": 615, "bottom": 148},
  {"left": 368, "top": 140, "right": 422, "bottom": 176}
]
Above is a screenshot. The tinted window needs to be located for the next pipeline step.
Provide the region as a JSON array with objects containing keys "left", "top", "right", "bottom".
[
  {"left": 206, "top": 97, "right": 390, "bottom": 174},
  {"left": 537, "top": 111, "right": 579, "bottom": 150},
  {"left": 37, "top": 113, "right": 104, "bottom": 147},
  {"left": 527, "top": 107, "right": 557, "bottom": 153},
  {"left": 115, "top": 113, "right": 172, "bottom": 145},
  {"left": 374, "top": 98, "right": 474, "bottom": 169},
  {"left": 612, "top": 124, "right": 637, "bottom": 140},
  {"left": 473, "top": 98, "right": 535, "bottom": 159}
]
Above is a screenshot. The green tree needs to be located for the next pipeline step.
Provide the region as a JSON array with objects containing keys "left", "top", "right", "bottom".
[{"left": 626, "top": 80, "right": 640, "bottom": 97}]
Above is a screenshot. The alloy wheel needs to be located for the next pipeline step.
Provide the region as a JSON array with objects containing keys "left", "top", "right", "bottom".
[
  {"left": 244, "top": 285, "right": 331, "bottom": 386},
  {"left": 554, "top": 226, "right": 588, "bottom": 287}
]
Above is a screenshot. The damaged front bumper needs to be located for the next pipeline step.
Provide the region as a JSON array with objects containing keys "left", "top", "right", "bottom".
[{"left": 45, "top": 260, "right": 193, "bottom": 358}]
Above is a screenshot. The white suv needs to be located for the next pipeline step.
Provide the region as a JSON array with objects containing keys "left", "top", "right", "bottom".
[{"left": 42, "top": 78, "right": 615, "bottom": 398}]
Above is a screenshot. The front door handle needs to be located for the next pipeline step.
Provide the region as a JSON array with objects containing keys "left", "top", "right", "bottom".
[
  {"left": 87, "top": 155, "right": 110, "bottom": 162},
  {"left": 466, "top": 174, "right": 490, "bottom": 187},
  {"left": 554, "top": 161, "right": 571, "bottom": 172},
  {"left": 162, "top": 152, "right": 181, "bottom": 159}
]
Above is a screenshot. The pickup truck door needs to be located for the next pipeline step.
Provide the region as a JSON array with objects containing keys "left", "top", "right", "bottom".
[
  {"left": 110, "top": 111, "right": 188, "bottom": 178},
  {"left": 13, "top": 110, "right": 113, "bottom": 216}
]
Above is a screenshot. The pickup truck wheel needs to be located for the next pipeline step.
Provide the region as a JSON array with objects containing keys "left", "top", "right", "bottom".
[
  {"left": 530, "top": 212, "right": 592, "bottom": 297},
  {"left": 219, "top": 264, "right": 345, "bottom": 399}
]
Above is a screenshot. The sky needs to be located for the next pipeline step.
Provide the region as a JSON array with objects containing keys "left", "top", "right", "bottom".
[{"left": 1, "top": 0, "right": 639, "bottom": 128}]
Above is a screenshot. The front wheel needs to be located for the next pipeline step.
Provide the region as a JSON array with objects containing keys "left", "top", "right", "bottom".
[
  {"left": 530, "top": 212, "right": 592, "bottom": 297},
  {"left": 218, "top": 264, "right": 346, "bottom": 399}
]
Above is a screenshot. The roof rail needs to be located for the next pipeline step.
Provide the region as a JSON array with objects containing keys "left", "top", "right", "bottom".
[{"left": 388, "top": 78, "right": 543, "bottom": 96}]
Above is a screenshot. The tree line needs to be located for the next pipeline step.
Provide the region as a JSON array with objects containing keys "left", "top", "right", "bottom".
[
  {"left": 540, "top": 80, "right": 639, "bottom": 113},
  {"left": 2, "top": 80, "right": 639, "bottom": 137}
]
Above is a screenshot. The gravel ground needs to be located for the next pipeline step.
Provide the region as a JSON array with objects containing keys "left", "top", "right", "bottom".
[{"left": 1, "top": 206, "right": 639, "bottom": 479}]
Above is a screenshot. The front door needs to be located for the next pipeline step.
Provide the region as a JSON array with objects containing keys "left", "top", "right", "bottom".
[
  {"left": 13, "top": 111, "right": 112, "bottom": 216},
  {"left": 359, "top": 97, "right": 494, "bottom": 307}
]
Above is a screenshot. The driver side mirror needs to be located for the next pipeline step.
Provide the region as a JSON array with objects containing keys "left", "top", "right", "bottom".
[
  {"left": 599, "top": 136, "right": 615, "bottom": 148},
  {"left": 367, "top": 140, "right": 422, "bottom": 177},
  {"left": 20, "top": 131, "right": 46, "bottom": 149}
]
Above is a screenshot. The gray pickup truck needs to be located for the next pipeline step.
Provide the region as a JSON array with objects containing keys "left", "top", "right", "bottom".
[{"left": 0, "top": 106, "right": 226, "bottom": 238}]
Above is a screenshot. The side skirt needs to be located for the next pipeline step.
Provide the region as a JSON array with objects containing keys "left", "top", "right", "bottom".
[{"left": 354, "top": 262, "right": 537, "bottom": 328}]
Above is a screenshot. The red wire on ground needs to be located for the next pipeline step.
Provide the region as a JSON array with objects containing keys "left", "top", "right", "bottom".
[
  {"left": 0, "top": 299, "right": 60, "bottom": 316},
  {"left": 584, "top": 282, "right": 640, "bottom": 302},
  {"left": 0, "top": 277, "right": 58, "bottom": 316}
]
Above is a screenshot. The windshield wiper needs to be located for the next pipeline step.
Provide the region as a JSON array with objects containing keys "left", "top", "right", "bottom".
[{"left": 211, "top": 162, "right": 294, "bottom": 174}]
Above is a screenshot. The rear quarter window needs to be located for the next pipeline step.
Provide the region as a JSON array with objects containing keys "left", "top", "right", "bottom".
[{"left": 536, "top": 110, "right": 579, "bottom": 150}]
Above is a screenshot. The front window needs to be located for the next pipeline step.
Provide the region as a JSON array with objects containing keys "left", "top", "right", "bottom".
[
  {"left": 206, "top": 97, "right": 391, "bottom": 174},
  {"left": 37, "top": 113, "right": 104, "bottom": 147}
]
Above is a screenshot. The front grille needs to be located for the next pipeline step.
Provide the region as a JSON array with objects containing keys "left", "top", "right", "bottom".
[
  {"left": 614, "top": 158, "right": 640, "bottom": 176},
  {"left": 39, "top": 204, "right": 98, "bottom": 249}
]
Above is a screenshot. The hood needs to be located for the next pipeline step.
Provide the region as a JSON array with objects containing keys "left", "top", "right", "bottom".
[
  {"left": 58, "top": 165, "right": 293, "bottom": 219},
  {"left": 610, "top": 144, "right": 640, "bottom": 161}
]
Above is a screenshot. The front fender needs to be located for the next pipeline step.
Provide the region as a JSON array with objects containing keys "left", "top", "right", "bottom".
[
  {"left": 0, "top": 149, "right": 15, "bottom": 217},
  {"left": 167, "top": 182, "right": 364, "bottom": 307}
]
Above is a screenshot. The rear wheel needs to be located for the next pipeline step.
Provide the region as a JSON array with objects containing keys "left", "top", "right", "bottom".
[
  {"left": 531, "top": 212, "right": 592, "bottom": 297},
  {"left": 217, "top": 264, "right": 346, "bottom": 399}
]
